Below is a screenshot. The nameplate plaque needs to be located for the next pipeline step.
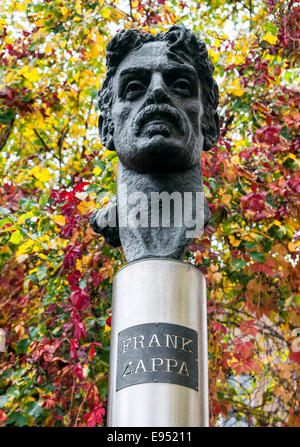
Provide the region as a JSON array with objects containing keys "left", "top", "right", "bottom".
[{"left": 116, "top": 322, "right": 198, "bottom": 391}]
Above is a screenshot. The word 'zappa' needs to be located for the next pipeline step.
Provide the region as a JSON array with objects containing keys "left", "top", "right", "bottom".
[{"left": 90, "top": 25, "right": 219, "bottom": 263}]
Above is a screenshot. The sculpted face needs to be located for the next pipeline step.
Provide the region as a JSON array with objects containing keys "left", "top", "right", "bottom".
[{"left": 110, "top": 40, "right": 205, "bottom": 173}]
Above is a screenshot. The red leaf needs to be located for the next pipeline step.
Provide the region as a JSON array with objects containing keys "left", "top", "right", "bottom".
[
  {"left": 241, "top": 192, "right": 266, "bottom": 212},
  {"left": 88, "top": 345, "right": 95, "bottom": 361},
  {"left": 240, "top": 320, "right": 258, "bottom": 337},
  {"left": 73, "top": 182, "right": 90, "bottom": 192},
  {"left": 250, "top": 262, "right": 275, "bottom": 277},
  {"left": 73, "top": 315, "right": 87, "bottom": 341},
  {"left": 289, "top": 349, "right": 300, "bottom": 363},
  {"left": 89, "top": 269, "right": 104, "bottom": 287},
  {"left": 63, "top": 244, "right": 82, "bottom": 270},
  {"left": 83, "top": 405, "right": 105, "bottom": 427},
  {"left": 70, "top": 287, "right": 90, "bottom": 310},
  {"left": 67, "top": 270, "right": 81, "bottom": 288},
  {"left": 0, "top": 409, "right": 7, "bottom": 423},
  {"left": 70, "top": 339, "right": 79, "bottom": 360},
  {"left": 211, "top": 321, "right": 227, "bottom": 334},
  {"left": 74, "top": 363, "right": 83, "bottom": 381}
]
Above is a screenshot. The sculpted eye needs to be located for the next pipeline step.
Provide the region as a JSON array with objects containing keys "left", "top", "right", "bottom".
[
  {"left": 173, "top": 78, "right": 193, "bottom": 97},
  {"left": 124, "top": 80, "right": 145, "bottom": 99}
]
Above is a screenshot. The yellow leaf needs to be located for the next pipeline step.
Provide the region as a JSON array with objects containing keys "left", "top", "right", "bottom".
[
  {"left": 221, "top": 193, "right": 232, "bottom": 207},
  {"left": 102, "top": 149, "right": 111, "bottom": 159},
  {"left": 229, "top": 235, "right": 240, "bottom": 247},
  {"left": 0, "top": 245, "right": 10, "bottom": 254},
  {"left": 101, "top": 7, "right": 111, "bottom": 18},
  {"left": 231, "top": 155, "right": 240, "bottom": 165},
  {"left": 16, "top": 239, "right": 34, "bottom": 255},
  {"left": 76, "top": 259, "right": 82, "bottom": 271},
  {"left": 61, "top": 7, "right": 68, "bottom": 16},
  {"left": 45, "top": 43, "right": 53, "bottom": 55},
  {"left": 228, "top": 86, "right": 245, "bottom": 97},
  {"left": 215, "top": 289, "right": 223, "bottom": 300},
  {"left": 19, "top": 66, "right": 40, "bottom": 83},
  {"left": 95, "top": 31, "right": 104, "bottom": 47},
  {"left": 283, "top": 219, "right": 299, "bottom": 230},
  {"left": 30, "top": 167, "right": 51, "bottom": 183},
  {"left": 77, "top": 200, "right": 95, "bottom": 215},
  {"left": 262, "top": 33, "right": 278, "bottom": 45},
  {"left": 208, "top": 48, "right": 220, "bottom": 63},
  {"left": 233, "top": 54, "right": 245, "bottom": 65},
  {"left": 89, "top": 44, "right": 99, "bottom": 58},
  {"left": 93, "top": 166, "right": 101, "bottom": 176},
  {"left": 227, "top": 79, "right": 245, "bottom": 97},
  {"left": 53, "top": 215, "right": 66, "bottom": 226},
  {"left": 18, "top": 211, "right": 34, "bottom": 224},
  {"left": 288, "top": 241, "right": 300, "bottom": 252}
]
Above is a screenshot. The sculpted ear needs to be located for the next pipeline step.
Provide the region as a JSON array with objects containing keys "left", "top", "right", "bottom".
[
  {"left": 98, "top": 114, "right": 115, "bottom": 151},
  {"left": 203, "top": 111, "right": 220, "bottom": 151}
]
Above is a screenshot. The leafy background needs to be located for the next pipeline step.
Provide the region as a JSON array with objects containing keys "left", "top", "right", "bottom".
[{"left": 0, "top": 0, "right": 299, "bottom": 427}]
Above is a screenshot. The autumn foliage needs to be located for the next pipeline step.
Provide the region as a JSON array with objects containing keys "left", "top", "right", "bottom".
[{"left": 0, "top": 0, "right": 299, "bottom": 427}]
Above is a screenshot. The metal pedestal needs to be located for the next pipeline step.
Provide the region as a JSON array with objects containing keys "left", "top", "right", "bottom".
[{"left": 107, "top": 258, "right": 208, "bottom": 427}]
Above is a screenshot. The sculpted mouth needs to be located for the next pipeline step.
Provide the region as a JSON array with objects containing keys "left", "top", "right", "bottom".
[
  {"left": 143, "top": 122, "right": 171, "bottom": 138},
  {"left": 146, "top": 119, "right": 170, "bottom": 126},
  {"left": 135, "top": 105, "right": 183, "bottom": 136}
]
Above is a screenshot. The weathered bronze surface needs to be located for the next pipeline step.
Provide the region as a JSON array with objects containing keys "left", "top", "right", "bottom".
[
  {"left": 90, "top": 25, "right": 219, "bottom": 263},
  {"left": 116, "top": 322, "right": 198, "bottom": 391}
]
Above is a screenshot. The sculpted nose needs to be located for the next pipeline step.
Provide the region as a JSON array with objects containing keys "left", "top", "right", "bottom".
[{"left": 144, "top": 72, "right": 170, "bottom": 105}]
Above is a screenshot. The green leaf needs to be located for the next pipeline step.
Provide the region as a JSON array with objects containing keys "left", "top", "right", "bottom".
[
  {"left": 262, "top": 238, "right": 272, "bottom": 252},
  {"left": 79, "top": 278, "right": 87, "bottom": 289},
  {"left": 37, "top": 265, "right": 47, "bottom": 282},
  {"left": 248, "top": 251, "right": 266, "bottom": 262},
  {"left": 28, "top": 401, "right": 42, "bottom": 418},
  {"left": 0, "top": 217, "right": 12, "bottom": 230},
  {"left": 0, "top": 395, "right": 9, "bottom": 408},
  {"left": 16, "top": 338, "right": 30, "bottom": 355},
  {"left": 263, "top": 23, "right": 278, "bottom": 35},
  {"left": 6, "top": 411, "right": 28, "bottom": 427},
  {"left": 232, "top": 259, "right": 247, "bottom": 270},
  {"left": 6, "top": 386, "right": 19, "bottom": 399},
  {"left": 39, "top": 192, "right": 50, "bottom": 207},
  {"left": 0, "top": 108, "right": 15, "bottom": 125},
  {"left": 244, "top": 241, "right": 257, "bottom": 249},
  {"left": 0, "top": 206, "right": 11, "bottom": 216}
]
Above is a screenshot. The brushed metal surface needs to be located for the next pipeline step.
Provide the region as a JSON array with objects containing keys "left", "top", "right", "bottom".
[{"left": 107, "top": 258, "right": 208, "bottom": 427}]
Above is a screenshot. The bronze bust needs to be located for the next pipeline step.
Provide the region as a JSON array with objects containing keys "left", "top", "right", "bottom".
[{"left": 90, "top": 25, "right": 219, "bottom": 263}]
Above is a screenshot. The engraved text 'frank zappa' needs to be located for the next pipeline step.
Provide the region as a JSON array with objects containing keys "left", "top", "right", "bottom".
[{"left": 116, "top": 323, "right": 198, "bottom": 391}]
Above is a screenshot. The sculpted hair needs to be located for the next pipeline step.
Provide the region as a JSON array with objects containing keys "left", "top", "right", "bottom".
[{"left": 98, "top": 24, "right": 219, "bottom": 151}]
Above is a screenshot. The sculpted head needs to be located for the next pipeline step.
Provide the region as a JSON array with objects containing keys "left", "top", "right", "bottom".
[{"left": 98, "top": 25, "right": 219, "bottom": 173}]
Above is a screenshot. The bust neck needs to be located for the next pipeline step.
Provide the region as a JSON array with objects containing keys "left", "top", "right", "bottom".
[{"left": 117, "top": 161, "right": 204, "bottom": 194}]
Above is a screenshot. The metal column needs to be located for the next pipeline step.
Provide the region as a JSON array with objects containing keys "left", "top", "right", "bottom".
[{"left": 107, "top": 258, "right": 208, "bottom": 427}]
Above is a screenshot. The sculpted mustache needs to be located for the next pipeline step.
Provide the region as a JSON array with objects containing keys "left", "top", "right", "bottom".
[{"left": 134, "top": 105, "right": 184, "bottom": 136}]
